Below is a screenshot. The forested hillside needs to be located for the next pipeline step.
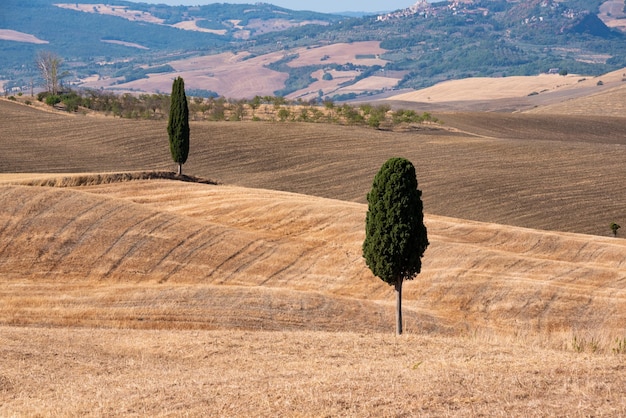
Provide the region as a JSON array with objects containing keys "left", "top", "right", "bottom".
[{"left": 2, "top": 0, "right": 625, "bottom": 97}]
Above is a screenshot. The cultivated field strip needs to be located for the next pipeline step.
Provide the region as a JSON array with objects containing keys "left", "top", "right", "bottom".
[
  {"left": 0, "top": 100, "right": 171, "bottom": 173},
  {"left": 525, "top": 83, "right": 626, "bottom": 117},
  {"left": 184, "top": 119, "right": 626, "bottom": 237},
  {"left": 2, "top": 180, "right": 625, "bottom": 336},
  {"left": 439, "top": 111, "right": 626, "bottom": 144},
  {"left": 2, "top": 99, "right": 625, "bottom": 236}
]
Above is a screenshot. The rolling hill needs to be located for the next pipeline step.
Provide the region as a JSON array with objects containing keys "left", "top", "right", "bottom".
[
  {"left": 3, "top": 0, "right": 626, "bottom": 100},
  {"left": 2, "top": 177, "right": 624, "bottom": 335},
  {"left": 2, "top": 97, "right": 625, "bottom": 236},
  {"left": 1, "top": 88, "right": 626, "bottom": 415},
  {"left": 381, "top": 65, "right": 626, "bottom": 112}
]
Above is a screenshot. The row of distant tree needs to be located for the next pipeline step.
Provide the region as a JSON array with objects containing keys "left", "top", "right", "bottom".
[
  {"left": 35, "top": 88, "right": 439, "bottom": 130},
  {"left": 31, "top": 50, "right": 439, "bottom": 129}
]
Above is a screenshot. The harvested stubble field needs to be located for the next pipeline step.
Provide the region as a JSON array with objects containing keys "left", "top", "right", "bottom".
[{"left": 1, "top": 98, "right": 626, "bottom": 416}]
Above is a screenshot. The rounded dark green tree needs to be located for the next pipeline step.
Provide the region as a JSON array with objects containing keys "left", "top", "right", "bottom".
[
  {"left": 167, "top": 76, "right": 190, "bottom": 176},
  {"left": 363, "top": 157, "right": 429, "bottom": 335}
]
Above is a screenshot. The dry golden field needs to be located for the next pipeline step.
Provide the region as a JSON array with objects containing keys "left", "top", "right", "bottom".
[
  {"left": 1, "top": 96, "right": 626, "bottom": 416},
  {"left": 385, "top": 67, "right": 626, "bottom": 114},
  {"left": 0, "top": 29, "right": 49, "bottom": 44}
]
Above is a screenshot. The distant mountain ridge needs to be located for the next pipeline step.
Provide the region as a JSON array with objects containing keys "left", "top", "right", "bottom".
[{"left": 1, "top": 0, "right": 625, "bottom": 99}]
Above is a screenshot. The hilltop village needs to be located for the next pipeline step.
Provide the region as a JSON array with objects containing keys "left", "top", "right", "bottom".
[{"left": 377, "top": 0, "right": 585, "bottom": 23}]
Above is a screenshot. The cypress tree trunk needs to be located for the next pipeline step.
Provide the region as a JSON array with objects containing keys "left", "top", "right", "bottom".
[{"left": 395, "top": 277, "right": 403, "bottom": 336}]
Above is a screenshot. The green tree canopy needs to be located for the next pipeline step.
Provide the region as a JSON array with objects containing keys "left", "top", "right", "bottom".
[
  {"left": 167, "top": 76, "right": 190, "bottom": 175},
  {"left": 363, "top": 157, "right": 429, "bottom": 335}
]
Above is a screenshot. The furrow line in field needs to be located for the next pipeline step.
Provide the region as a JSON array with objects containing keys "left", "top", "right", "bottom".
[
  {"left": 262, "top": 245, "right": 320, "bottom": 286},
  {"left": 41, "top": 199, "right": 111, "bottom": 274},
  {"left": 205, "top": 240, "right": 261, "bottom": 283},
  {"left": 0, "top": 187, "right": 34, "bottom": 239},
  {"left": 0, "top": 188, "right": 65, "bottom": 262},
  {"left": 99, "top": 213, "right": 172, "bottom": 280},
  {"left": 221, "top": 240, "right": 280, "bottom": 284},
  {"left": 151, "top": 225, "right": 208, "bottom": 283}
]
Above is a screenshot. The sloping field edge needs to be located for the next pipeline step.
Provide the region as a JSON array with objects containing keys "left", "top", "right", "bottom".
[{"left": 11, "top": 171, "right": 218, "bottom": 188}]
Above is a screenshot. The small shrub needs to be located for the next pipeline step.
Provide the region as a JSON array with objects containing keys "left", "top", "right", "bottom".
[
  {"left": 17, "top": 92, "right": 23, "bottom": 96},
  {"left": 8, "top": 96, "right": 16, "bottom": 101},
  {"left": 366, "top": 114, "right": 380, "bottom": 129},
  {"left": 297, "top": 108, "right": 309, "bottom": 122},
  {"left": 277, "top": 107, "right": 291, "bottom": 122},
  {"left": 37, "top": 91, "right": 50, "bottom": 102},
  {"left": 597, "top": 80, "right": 604, "bottom": 86},
  {"left": 25, "top": 100, "right": 32, "bottom": 105},
  {"left": 62, "top": 93, "right": 82, "bottom": 112},
  {"left": 45, "top": 95, "right": 62, "bottom": 106}
]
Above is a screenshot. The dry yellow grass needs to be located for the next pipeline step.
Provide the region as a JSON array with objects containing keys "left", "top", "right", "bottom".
[
  {"left": 55, "top": 3, "right": 165, "bottom": 24},
  {"left": 172, "top": 19, "right": 228, "bottom": 34},
  {"left": 2, "top": 178, "right": 624, "bottom": 335},
  {"left": 388, "top": 73, "right": 599, "bottom": 103},
  {"left": 287, "top": 69, "right": 401, "bottom": 101},
  {"left": 385, "top": 66, "right": 626, "bottom": 114},
  {"left": 78, "top": 50, "right": 290, "bottom": 97},
  {"left": 600, "top": 0, "right": 626, "bottom": 30},
  {"left": 3, "top": 327, "right": 626, "bottom": 417},
  {"left": 286, "top": 42, "right": 387, "bottom": 67},
  {"left": 525, "top": 83, "right": 626, "bottom": 116},
  {"left": 2, "top": 94, "right": 626, "bottom": 415}
]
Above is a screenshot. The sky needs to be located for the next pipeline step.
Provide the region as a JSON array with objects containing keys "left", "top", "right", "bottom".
[{"left": 125, "top": 1, "right": 417, "bottom": 14}]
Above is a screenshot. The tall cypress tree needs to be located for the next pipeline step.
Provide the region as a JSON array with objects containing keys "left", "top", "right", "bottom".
[
  {"left": 363, "top": 157, "right": 429, "bottom": 335},
  {"left": 167, "top": 76, "right": 190, "bottom": 176}
]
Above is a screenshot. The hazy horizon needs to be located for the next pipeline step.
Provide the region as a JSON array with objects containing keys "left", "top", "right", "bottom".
[{"left": 124, "top": 0, "right": 417, "bottom": 14}]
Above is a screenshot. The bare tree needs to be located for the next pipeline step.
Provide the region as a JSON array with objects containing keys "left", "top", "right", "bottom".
[{"left": 36, "top": 51, "right": 63, "bottom": 95}]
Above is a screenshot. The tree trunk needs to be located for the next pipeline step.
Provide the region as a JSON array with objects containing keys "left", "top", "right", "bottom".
[
  {"left": 395, "top": 277, "right": 403, "bottom": 336},
  {"left": 177, "top": 163, "right": 182, "bottom": 176}
]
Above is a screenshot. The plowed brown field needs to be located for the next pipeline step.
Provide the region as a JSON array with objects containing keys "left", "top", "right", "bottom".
[
  {"left": 1, "top": 98, "right": 626, "bottom": 416},
  {"left": 2, "top": 98, "right": 626, "bottom": 236}
]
